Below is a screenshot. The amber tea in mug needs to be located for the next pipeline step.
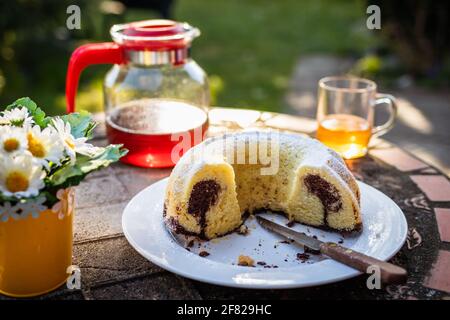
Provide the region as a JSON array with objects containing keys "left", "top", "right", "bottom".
[{"left": 316, "top": 77, "right": 397, "bottom": 159}]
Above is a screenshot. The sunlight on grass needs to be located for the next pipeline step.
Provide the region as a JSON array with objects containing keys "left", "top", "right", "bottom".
[
  {"left": 75, "top": 0, "right": 376, "bottom": 114},
  {"left": 174, "top": 0, "right": 376, "bottom": 111},
  {"left": 75, "top": 79, "right": 104, "bottom": 113},
  {"left": 1, "top": 0, "right": 375, "bottom": 115},
  {"left": 209, "top": 75, "right": 225, "bottom": 106},
  {"left": 54, "top": 78, "right": 104, "bottom": 115}
]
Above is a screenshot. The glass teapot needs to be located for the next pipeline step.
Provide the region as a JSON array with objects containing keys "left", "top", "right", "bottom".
[{"left": 66, "top": 20, "right": 210, "bottom": 168}]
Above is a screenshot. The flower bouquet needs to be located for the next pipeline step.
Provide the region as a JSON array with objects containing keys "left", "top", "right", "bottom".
[{"left": 0, "top": 97, "right": 126, "bottom": 297}]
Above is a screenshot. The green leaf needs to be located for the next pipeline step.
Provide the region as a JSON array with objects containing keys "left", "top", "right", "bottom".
[
  {"left": 48, "top": 145, "right": 127, "bottom": 188},
  {"left": 6, "top": 97, "right": 49, "bottom": 128},
  {"left": 60, "top": 111, "right": 97, "bottom": 139},
  {"left": 38, "top": 190, "right": 59, "bottom": 207},
  {"left": 0, "top": 193, "right": 20, "bottom": 204}
]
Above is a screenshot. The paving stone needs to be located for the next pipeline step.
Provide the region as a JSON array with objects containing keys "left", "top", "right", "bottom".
[
  {"left": 113, "top": 162, "right": 142, "bottom": 173},
  {"left": 434, "top": 208, "right": 450, "bottom": 242},
  {"left": 90, "top": 137, "right": 109, "bottom": 148},
  {"left": 116, "top": 167, "right": 170, "bottom": 197},
  {"left": 74, "top": 202, "right": 127, "bottom": 241},
  {"left": 87, "top": 274, "right": 200, "bottom": 300},
  {"left": 370, "top": 147, "right": 428, "bottom": 172},
  {"left": 386, "top": 89, "right": 450, "bottom": 176},
  {"left": 75, "top": 175, "right": 130, "bottom": 209},
  {"left": 285, "top": 54, "right": 354, "bottom": 118},
  {"left": 410, "top": 175, "right": 450, "bottom": 202},
  {"left": 83, "top": 159, "right": 144, "bottom": 181},
  {"left": 424, "top": 250, "right": 450, "bottom": 293},
  {"left": 84, "top": 165, "right": 118, "bottom": 180},
  {"left": 73, "top": 236, "right": 162, "bottom": 288}
]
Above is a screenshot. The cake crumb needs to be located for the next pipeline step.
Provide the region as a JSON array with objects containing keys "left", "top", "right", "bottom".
[
  {"left": 238, "top": 255, "right": 255, "bottom": 267},
  {"left": 199, "top": 251, "right": 210, "bottom": 257},
  {"left": 296, "top": 252, "right": 310, "bottom": 262},
  {"left": 256, "top": 261, "right": 267, "bottom": 266},
  {"left": 238, "top": 224, "right": 249, "bottom": 236},
  {"left": 286, "top": 221, "right": 295, "bottom": 228}
]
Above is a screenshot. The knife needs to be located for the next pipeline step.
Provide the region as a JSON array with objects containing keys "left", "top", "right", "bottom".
[{"left": 256, "top": 216, "right": 407, "bottom": 284}]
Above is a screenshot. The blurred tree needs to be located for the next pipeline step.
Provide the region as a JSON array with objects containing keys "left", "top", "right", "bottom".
[
  {"left": 0, "top": 0, "right": 177, "bottom": 112},
  {"left": 0, "top": 0, "right": 384, "bottom": 114},
  {"left": 369, "top": 0, "right": 450, "bottom": 78},
  {"left": 0, "top": 0, "right": 96, "bottom": 109},
  {"left": 121, "top": 0, "right": 174, "bottom": 18}
]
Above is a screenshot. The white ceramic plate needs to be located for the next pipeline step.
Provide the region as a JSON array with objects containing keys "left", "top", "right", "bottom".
[{"left": 122, "top": 178, "right": 407, "bottom": 289}]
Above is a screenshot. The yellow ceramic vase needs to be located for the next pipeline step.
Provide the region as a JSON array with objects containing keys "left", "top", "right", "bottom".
[{"left": 0, "top": 188, "right": 74, "bottom": 298}]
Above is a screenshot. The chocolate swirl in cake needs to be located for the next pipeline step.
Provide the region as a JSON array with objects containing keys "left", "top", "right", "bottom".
[
  {"left": 188, "top": 180, "right": 221, "bottom": 234},
  {"left": 304, "top": 174, "right": 342, "bottom": 225}
]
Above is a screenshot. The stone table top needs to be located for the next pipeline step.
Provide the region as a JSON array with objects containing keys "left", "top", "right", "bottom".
[{"left": 4, "top": 108, "right": 450, "bottom": 300}]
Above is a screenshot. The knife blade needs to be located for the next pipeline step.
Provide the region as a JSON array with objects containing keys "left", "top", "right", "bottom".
[
  {"left": 256, "top": 215, "right": 322, "bottom": 251},
  {"left": 256, "top": 215, "right": 408, "bottom": 284}
]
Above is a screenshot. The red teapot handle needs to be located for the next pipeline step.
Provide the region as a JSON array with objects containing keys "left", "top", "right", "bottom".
[{"left": 65, "top": 42, "right": 125, "bottom": 113}]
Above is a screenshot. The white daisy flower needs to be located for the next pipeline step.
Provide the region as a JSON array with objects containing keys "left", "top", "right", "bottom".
[
  {"left": 0, "top": 107, "right": 34, "bottom": 127},
  {"left": 27, "top": 125, "right": 65, "bottom": 169},
  {"left": 0, "top": 125, "right": 28, "bottom": 155},
  {"left": 0, "top": 154, "right": 46, "bottom": 198},
  {"left": 51, "top": 117, "right": 99, "bottom": 164}
]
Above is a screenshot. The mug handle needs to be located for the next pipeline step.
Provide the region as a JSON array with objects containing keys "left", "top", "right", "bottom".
[
  {"left": 371, "top": 93, "right": 398, "bottom": 139},
  {"left": 65, "top": 43, "right": 125, "bottom": 114}
]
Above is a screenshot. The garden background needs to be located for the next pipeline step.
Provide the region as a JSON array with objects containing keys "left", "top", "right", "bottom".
[{"left": 1, "top": 0, "right": 449, "bottom": 172}]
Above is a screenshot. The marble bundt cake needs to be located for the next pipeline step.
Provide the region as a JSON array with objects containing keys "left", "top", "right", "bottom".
[{"left": 164, "top": 132, "right": 361, "bottom": 239}]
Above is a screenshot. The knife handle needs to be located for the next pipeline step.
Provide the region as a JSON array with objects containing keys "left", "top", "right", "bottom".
[{"left": 320, "top": 242, "right": 407, "bottom": 284}]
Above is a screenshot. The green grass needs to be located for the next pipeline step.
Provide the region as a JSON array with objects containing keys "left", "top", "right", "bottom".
[
  {"left": 1, "top": 0, "right": 377, "bottom": 115},
  {"left": 173, "top": 0, "right": 376, "bottom": 111}
]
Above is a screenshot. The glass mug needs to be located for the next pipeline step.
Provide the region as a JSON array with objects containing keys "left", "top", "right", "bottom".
[{"left": 316, "top": 76, "right": 397, "bottom": 159}]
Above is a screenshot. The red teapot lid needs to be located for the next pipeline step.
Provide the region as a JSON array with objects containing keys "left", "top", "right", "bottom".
[{"left": 111, "top": 19, "right": 200, "bottom": 51}]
